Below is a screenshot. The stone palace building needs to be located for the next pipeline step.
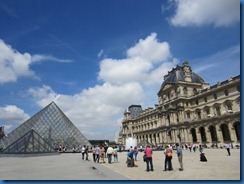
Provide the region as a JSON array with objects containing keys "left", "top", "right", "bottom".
[{"left": 119, "top": 61, "right": 240, "bottom": 148}]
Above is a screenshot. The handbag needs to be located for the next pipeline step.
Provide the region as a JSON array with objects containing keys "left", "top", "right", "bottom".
[{"left": 143, "top": 154, "right": 147, "bottom": 162}]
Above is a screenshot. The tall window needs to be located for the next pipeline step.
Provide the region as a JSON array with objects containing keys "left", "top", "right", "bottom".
[
  {"left": 195, "top": 100, "right": 199, "bottom": 105},
  {"left": 214, "top": 93, "right": 217, "bottom": 100},
  {"left": 215, "top": 106, "right": 221, "bottom": 116},
  {"left": 205, "top": 108, "right": 210, "bottom": 115},
  {"left": 193, "top": 88, "right": 197, "bottom": 95},
  {"left": 183, "top": 87, "right": 187, "bottom": 96},
  {"left": 197, "top": 111, "right": 201, "bottom": 119},
  {"left": 204, "top": 97, "right": 207, "bottom": 102},
  {"left": 224, "top": 90, "right": 229, "bottom": 96},
  {"left": 225, "top": 102, "right": 233, "bottom": 111}
]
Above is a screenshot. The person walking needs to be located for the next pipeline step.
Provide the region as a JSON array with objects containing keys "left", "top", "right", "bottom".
[
  {"left": 92, "top": 146, "right": 96, "bottom": 163},
  {"left": 107, "top": 146, "right": 114, "bottom": 164},
  {"left": 113, "top": 146, "right": 119, "bottom": 163},
  {"left": 144, "top": 145, "right": 154, "bottom": 172},
  {"left": 164, "top": 145, "right": 173, "bottom": 171},
  {"left": 176, "top": 143, "right": 183, "bottom": 171},
  {"left": 95, "top": 145, "right": 100, "bottom": 163},
  {"left": 81, "top": 145, "right": 85, "bottom": 160},
  {"left": 99, "top": 145, "right": 105, "bottom": 163},
  {"left": 225, "top": 143, "right": 231, "bottom": 156}
]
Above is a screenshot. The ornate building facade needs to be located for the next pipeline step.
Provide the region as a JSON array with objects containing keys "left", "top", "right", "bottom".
[{"left": 120, "top": 61, "right": 240, "bottom": 148}]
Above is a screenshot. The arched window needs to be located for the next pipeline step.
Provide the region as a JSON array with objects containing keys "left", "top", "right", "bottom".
[
  {"left": 233, "top": 122, "right": 240, "bottom": 141},
  {"left": 195, "top": 100, "right": 199, "bottom": 105},
  {"left": 199, "top": 127, "right": 207, "bottom": 142},
  {"left": 209, "top": 125, "right": 218, "bottom": 142},
  {"left": 190, "top": 128, "right": 197, "bottom": 142},
  {"left": 193, "top": 88, "right": 197, "bottom": 95},
  {"left": 220, "top": 124, "right": 231, "bottom": 141},
  {"left": 196, "top": 110, "right": 201, "bottom": 119},
  {"left": 224, "top": 90, "right": 229, "bottom": 96},
  {"left": 204, "top": 97, "right": 207, "bottom": 102},
  {"left": 214, "top": 105, "right": 221, "bottom": 116},
  {"left": 225, "top": 101, "right": 233, "bottom": 111},
  {"left": 183, "top": 87, "right": 188, "bottom": 96}
]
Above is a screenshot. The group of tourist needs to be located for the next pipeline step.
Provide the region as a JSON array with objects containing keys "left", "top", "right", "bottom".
[
  {"left": 90, "top": 145, "right": 120, "bottom": 164},
  {"left": 142, "top": 143, "right": 183, "bottom": 172},
  {"left": 80, "top": 142, "right": 232, "bottom": 173}
]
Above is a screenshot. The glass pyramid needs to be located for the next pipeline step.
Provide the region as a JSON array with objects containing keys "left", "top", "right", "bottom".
[
  {"left": 2, "top": 129, "right": 56, "bottom": 154},
  {"left": 0, "top": 102, "right": 92, "bottom": 153}
]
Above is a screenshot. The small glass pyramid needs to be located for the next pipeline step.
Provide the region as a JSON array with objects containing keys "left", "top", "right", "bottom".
[
  {"left": 2, "top": 129, "right": 55, "bottom": 153},
  {"left": 0, "top": 102, "right": 92, "bottom": 154}
]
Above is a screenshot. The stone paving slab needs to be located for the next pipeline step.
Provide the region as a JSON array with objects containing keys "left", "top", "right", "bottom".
[
  {"left": 100, "top": 148, "right": 241, "bottom": 180},
  {"left": 0, "top": 148, "right": 240, "bottom": 180},
  {"left": 0, "top": 153, "right": 129, "bottom": 180}
]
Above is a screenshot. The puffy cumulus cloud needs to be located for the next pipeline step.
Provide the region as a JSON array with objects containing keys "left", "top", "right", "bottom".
[
  {"left": 0, "top": 39, "right": 35, "bottom": 84},
  {"left": 0, "top": 105, "right": 29, "bottom": 123},
  {"left": 27, "top": 82, "right": 144, "bottom": 139},
  {"left": 127, "top": 33, "right": 171, "bottom": 63},
  {"left": 0, "top": 39, "right": 73, "bottom": 84},
  {"left": 27, "top": 85, "right": 58, "bottom": 107},
  {"left": 169, "top": 0, "right": 240, "bottom": 27},
  {"left": 99, "top": 33, "right": 177, "bottom": 86},
  {"left": 98, "top": 57, "right": 152, "bottom": 85}
]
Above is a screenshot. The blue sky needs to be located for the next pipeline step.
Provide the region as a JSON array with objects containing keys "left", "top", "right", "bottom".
[{"left": 0, "top": 0, "right": 240, "bottom": 140}]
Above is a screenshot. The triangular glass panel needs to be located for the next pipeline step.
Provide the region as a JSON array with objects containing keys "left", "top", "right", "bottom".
[{"left": 0, "top": 102, "right": 92, "bottom": 153}]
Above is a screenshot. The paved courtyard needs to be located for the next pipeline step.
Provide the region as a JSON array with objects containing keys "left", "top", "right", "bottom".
[{"left": 0, "top": 148, "right": 240, "bottom": 180}]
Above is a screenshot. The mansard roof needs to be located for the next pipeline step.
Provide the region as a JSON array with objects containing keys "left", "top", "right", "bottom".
[{"left": 158, "top": 62, "right": 206, "bottom": 94}]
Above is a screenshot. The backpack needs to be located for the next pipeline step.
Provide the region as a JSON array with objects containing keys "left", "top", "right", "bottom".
[{"left": 167, "top": 152, "right": 172, "bottom": 157}]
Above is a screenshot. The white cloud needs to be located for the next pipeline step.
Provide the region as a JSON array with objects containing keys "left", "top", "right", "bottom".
[
  {"left": 0, "top": 39, "right": 72, "bottom": 84},
  {"left": 169, "top": 0, "right": 240, "bottom": 27},
  {"left": 99, "top": 33, "right": 177, "bottom": 86},
  {"left": 31, "top": 54, "right": 73, "bottom": 63},
  {"left": 127, "top": 33, "right": 171, "bottom": 63},
  {"left": 0, "top": 105, "right": 29, "bottom": 123},
  {"left": 0, "top": 39, "right": 36, "bottom": 84}
]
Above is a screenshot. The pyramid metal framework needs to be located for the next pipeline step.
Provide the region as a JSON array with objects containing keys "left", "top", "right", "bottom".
[
  {"left": 2, "top": 129, "right": 56, "bottom": 154},
  {"left": 0, "top": 102, "right": 92, "bottom": 153}
]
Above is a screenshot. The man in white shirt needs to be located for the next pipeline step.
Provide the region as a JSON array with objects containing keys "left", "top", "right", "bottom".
[{"left": 225, "top": 143, "right": 231, "bottom": 156}]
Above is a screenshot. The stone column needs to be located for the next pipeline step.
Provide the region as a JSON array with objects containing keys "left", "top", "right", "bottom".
[
  {"left": 204, "top": 126, "right": 211, "bottom": 143},
  {"left": 159, "top": 131, "right": 162, "bottom": 143},
  {"left": 188, "top": 129, "right": 193, "bottom": 143},
  {"left": 228, "top": 123, "right": 237, "bottom": 143},
  {"left": 180, "top": 128, "right": 185, "bottom": 143},
  {"left": 196, "top": 127, "right": 201, "bottom": 143},
  {"left": 155, "top": 133, "right": 159, "bottom": 144},
  {"left": 172, "top": 129, "right": 176, "bottom": 143},
  {"left": 215, "top": 124, "right": 223, "bottom": 144},
  {"left": 184, "top": 128, "right": 188, "bottom": 143},
  {"left": 152, "top": 133, "right": 155, "bottom": 145}
]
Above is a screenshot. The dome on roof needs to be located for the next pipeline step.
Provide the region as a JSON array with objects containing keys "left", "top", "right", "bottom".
[
  {"left": 162, "top": 70, "right": 205, "bottom": 86},
  {"left": 158, "top": 62, "right": 206, "bottom": 92}
]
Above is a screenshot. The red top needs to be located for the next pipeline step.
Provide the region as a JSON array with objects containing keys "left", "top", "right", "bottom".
[{"left": 144, "top": 147, "right": 153, "bottom": 158}]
